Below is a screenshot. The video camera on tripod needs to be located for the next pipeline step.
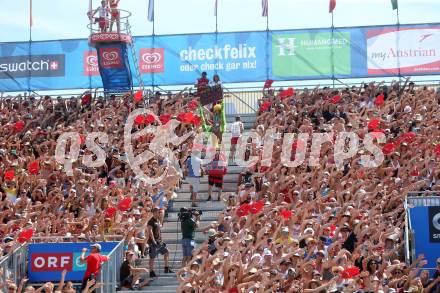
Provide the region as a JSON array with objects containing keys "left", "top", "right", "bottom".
[{"left": 178, "top": 207, "right": 202, "bottom": 221}]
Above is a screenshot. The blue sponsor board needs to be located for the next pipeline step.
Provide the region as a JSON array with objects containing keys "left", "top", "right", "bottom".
[
  {"left": 408, "top": 207, "right": 440, "bottom": 277},
  {"left": 27, "top": 242, "right": 118, "bottom": 282},
  {"left": 0, "top": 23, "right": 439, "bottom": 91}
]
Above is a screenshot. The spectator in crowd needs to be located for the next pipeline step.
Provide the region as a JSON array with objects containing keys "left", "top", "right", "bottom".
[
  {"left": 147, "top": 207, "right": 173, "bottom": 278},
  {"left": 184, "top": 152, "right": 203, "bottom": 208},
  {"left": 209, "top": 74, "right": 223, "bottom": 104},
  {"left": 119, "top": 250, "right": 151, "bottom": 290},
  {"left": 206, "top": 150, "right": 227, "bottom": 201},
  {"left": 228, "top": 116, "right": 244, "bottom": 164},
  {"left": 177, "top": 81, "right": 440, "bottom": 292},
  {"left": 195, "top": 72, "right": 210, "bottom": 101},
  {"left": 0, "top": 87, "right": 195, "bottom": 291}
]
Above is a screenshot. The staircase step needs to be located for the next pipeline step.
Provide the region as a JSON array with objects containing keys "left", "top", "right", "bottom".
[
  {"left": 135, "top": 284, "right": 179, "bottom": 293},
  {"left": 171, "top": 201, "right": 226, "bottom": 212}
]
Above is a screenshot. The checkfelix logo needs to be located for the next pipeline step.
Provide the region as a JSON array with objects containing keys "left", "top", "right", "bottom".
[
  {"left": 0, "top": 54, "right": 65, "bottom": 79},
  {"left": 140, "top": 48, "right": 164, "bottom": 73}
]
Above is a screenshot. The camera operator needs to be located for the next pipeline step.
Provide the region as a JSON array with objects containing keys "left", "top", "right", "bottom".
[{"left": 179, "top": 207, "right": 201, "bottom": 267}]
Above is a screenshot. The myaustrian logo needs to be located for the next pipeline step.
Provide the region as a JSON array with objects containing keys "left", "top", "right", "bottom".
[
  {"left": 0, "top": 54, "right": 65, "bottom": 79},
  {"left": 370, "top": 48, "right": 436, "bottom": 61},
  {"left": 99, "top": 48, "right": 122, "bottom": 69},
  {"left": 140, "top": 48, "right": 164, "bottom": 73}
]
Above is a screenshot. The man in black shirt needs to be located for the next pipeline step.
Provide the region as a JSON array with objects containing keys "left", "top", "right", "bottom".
[
  {"left": 119, "top": 251, "right": 150, "bottom": 289},
  {"left": 148, "top": 208, "right": 173, "bottom": 278},
  {"left": 180, "top": 208, "right": 200, "bottom": 267}
]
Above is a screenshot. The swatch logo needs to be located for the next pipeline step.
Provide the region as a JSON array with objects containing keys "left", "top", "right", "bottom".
[
  {"left": 0, "top": 54, "right": 65, "bottom": 79},
  {"left": 99, "top": 48, "right": 122, "bottom": 68},
  {"left": 140, "top": 48, "right": 164, "bottom": 73},
  {"left": 83, "top": 51, "right": 99, "bottom": 76}
]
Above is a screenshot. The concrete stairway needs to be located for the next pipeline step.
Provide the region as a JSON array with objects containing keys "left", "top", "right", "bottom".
[{"left": 136, "top": 114, "right": 256, "bottom": 293}]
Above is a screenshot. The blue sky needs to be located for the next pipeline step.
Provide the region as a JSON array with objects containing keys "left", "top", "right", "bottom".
[{"left": 1, "top": 0, "right": 439, "bottom": 42}]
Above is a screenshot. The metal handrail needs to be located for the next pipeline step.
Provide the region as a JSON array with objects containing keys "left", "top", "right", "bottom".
[
  {"left": 224, "top": 87, "right": 257, "bottom": 113},
  {"left": 0, "top": 244, "right": 28, "bottom": 291},
  {"left": 98, "top": 240, "right": 125, "bottom": 293}
]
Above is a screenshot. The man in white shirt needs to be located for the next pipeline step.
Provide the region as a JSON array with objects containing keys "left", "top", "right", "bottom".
[
  {"left": 184, "top": 153, "right": 203, "bottom": 207},
  {"left": 92, "top": 1, "right": 110, "bottom": 32},
  {"left": 229, "top": 116, "right": 244, "bottom": 164}
]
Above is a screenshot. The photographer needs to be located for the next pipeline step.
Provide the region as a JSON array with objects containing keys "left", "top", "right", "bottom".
[{"left": 179, "top": 207, "right": 201, "bottom": 267}]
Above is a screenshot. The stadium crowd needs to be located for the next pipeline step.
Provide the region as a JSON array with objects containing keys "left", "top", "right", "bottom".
[
  {"left": 0, "top": 88, "right": 197, "bottom": 292},
  {"left": 177, "top": 81, "right": 440, "bottom": 293},
  {"left": 0, "top": 79, "right": 440, "bottom": 293}
]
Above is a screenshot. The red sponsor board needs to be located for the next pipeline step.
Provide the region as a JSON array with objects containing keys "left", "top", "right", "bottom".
[
  {"left": 140, "top": 48, "right": 164, "bottom": 73},
  {"left": 99, "top": 48, "right": 122, "bottom": 69},
  {"left": 31, "top": 253, "right": 73, "bottom": 272},
  {"left": 83, "top": 51, "right": 99, "bottom": 76}
]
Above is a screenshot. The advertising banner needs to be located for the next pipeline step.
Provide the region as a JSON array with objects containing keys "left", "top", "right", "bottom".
[
  {"left": 96, "top": 43, "right": 133, "bottom": 91},
  {"left": 28, "top": 242, "right": 119, "bottom": 282},
  {"left": 0, "top": 23, "right": 439, "bottom": 92},
  {"left": 408, "top": 207, "right": 440, "bottom": 276}
]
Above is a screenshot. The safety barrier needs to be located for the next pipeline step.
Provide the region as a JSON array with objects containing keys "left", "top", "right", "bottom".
[
  {"left": 98, "top": 240, "right": 125, "bottom": 293},
  {"left": 0, "top": 244, "right": 28, "bottom": 291}
]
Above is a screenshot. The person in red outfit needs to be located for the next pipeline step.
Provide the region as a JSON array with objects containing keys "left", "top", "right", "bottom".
[{"left": 80, "top": 243, "right": 109, "bottom": 293}]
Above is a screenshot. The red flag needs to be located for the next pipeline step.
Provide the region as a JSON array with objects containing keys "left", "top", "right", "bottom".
[
  {"left": 134, "top": 115, "right": 145, "bottom": 125},
  {"left": 14, "top": 121, "right": 25, "bottom": 132},
  {"left": 18, "top": 229, "right": 34, "bottom": 243},
  {"left": 191, "top": 115, "right": 201, "bottom": 126},
  {"left": 105, "top": 207, "right": 117, "bottom": 218},
  {"left": 382, "top": 143, "right": 395, "bottom": 155},
  {"left": 279, "top": 88, "right": 295, "bottom": 99},
  {"left": 259, "top": 101, "right": 271, "bottom": 112},
  {"left": 177, "top": 113, "right": 186, "bottom": 122},
  {"left": 134, "top": 90, "right": 143, "bottom": 102},
  {"left": 329, "top": 0, "right": 336, "bottom": 13},
  {"left": 79, "top": 134, "right": 85, "bottom": 145},
  {"left": 330, "top": 95, "right": 341, "bottom": 104},
  {"left": 236, "top": 203, "right": 251, "bottom": 217},
  {"left": 435, "top": 144, "right": 440, "bottom": 156},
  {"left": 145, "top": 114, "right": 155, "bottom": 124},
  {"left": 367, "top": 119, "right": 380, "bottom": 131},
  {"left": 4, "top": 170, "right": 15, "bottom": 181},
  {"left": 249, "top": 200, "right": 265, "bottom": 214},
  {"left": 159, "top": 114, "right": 171, "bottom": 125},
  {"left": 118, "top": 198, "right": 132, "bottom": 212},
  {"left": 264, "top": 79, "right": 273, "bottom": 88},
  {"left": 280, "top": 210, "right": 293, "bottom": 219},
  {"left": 375, "top": 94, "right": 384, "bottom": 106},
  {"left": 28, "top": 161, "right": 40, "bottom": 175}
]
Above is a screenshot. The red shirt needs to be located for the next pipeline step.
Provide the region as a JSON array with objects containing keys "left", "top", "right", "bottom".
[{"left": 84, "top": 253, "right": 109, "bottom": 279}]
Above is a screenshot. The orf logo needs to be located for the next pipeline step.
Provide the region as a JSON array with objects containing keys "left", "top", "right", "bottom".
[
  {"left": 31, "top": 253, "right": 73, "bottom": 272},
  {"left": 140, "top": 48, "right": 164, "bottom": 73},
  {"left": 99, "top": 48, "right": 122, "bottom": 68},
  {"left": 428, "top": 206, "right": 440, "bottom": 242},
  {"left": 83, "top": 51, "right": 99, "bottom": 76}
]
